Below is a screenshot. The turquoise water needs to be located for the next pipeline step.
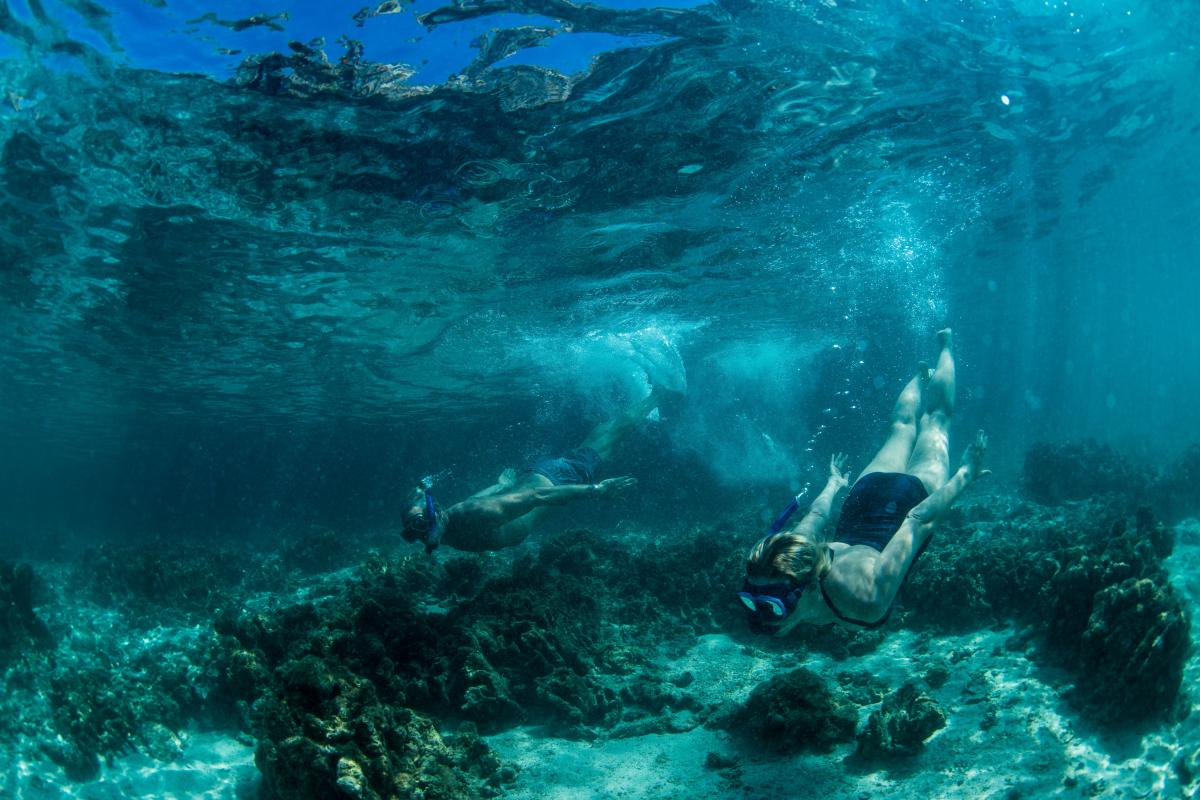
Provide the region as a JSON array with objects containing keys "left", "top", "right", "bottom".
[
  {"left": 1, "top": 1, "right": 1199, "bottom": 797},
  {"left": 2, "top": 0, "right": 1197, "bottom": 539}
]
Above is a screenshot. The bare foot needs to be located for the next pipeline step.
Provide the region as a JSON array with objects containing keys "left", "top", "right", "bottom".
[{"left": 937, "top": 328, "right": 953, "bottom": 349}]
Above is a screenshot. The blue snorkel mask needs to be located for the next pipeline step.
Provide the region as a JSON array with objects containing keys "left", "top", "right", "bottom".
[
  {"left": 737, "top": 485, "right": 814, "bottom": 634},
  {"left": 737, "top": 577, "right": 812, "bottom": 634}
]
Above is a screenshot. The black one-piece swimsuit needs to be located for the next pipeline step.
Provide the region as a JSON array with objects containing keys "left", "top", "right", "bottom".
[{"left": 820, "top": 472, "right": 929, "bottom": 629}]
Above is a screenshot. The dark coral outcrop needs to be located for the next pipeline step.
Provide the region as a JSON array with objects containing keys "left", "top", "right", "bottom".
[
  {"left": 1074, "top": 577, "right": 1190, "bottom": 723},
  {"left": 253, "top": 668, "right": 500, "bottom": 800},
  {"left": 72, "top": 542, "right": 249, "bottom": 622},
  {"left": 902, "top": 498, "right": 1191, "bottom": 727},
  {"left": 209, "top": 560, "right": 506, "bottom": 799},
  {"left": 716, "top": 668, "right": 856, "bottom": 753},
  {"left": 0, "top": 561, "right": 52, "bottom": 666},
  {"left": 856, "top": 681, "right": 946, "bottom": 758},
  {"left": 1151, "top": 444, "right": 1200, "bottom": 522},
  {"left": 203, "top": 525, "right": 748, "bottom": 796},
  {"left": 41, "top": 639, "right": 206, "bottom": 780}
]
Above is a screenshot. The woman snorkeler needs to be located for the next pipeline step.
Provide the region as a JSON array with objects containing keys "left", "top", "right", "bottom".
[{"left": 738, "top": 329, "right": 988, "bottom": 634}]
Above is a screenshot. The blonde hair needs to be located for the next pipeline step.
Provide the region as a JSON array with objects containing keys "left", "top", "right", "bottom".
[{"left": 746, "top": 532, "right": 832, "bottom": 584}]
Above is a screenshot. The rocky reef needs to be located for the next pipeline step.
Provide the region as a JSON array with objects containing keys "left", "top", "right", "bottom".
[
  {"left": 71, "top": 542, "right": 255, "bottom": 624},
  {"left": 1152, "top": 444, "right": 1200, "bottom": 523},
  {"left": 2, "top": 450, "right": 1196, "bottom": 795},
  {"left": 200, "top": 526, "right": 748, "bottom": 796},
  {"left": 0, "top": 561, "right": 52, "bottom": 667},
  {"left": 1025, "top": 438, "right": 1200, "bottom": 522},
  {"left": 903, "top": 498, "right": 1190, "bottom": 727}
]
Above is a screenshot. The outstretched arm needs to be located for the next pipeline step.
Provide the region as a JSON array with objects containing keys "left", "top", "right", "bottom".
[
  {"left": 793, "top": 454, "right": 852, "bottom": 539},
  {"left": 451, "top": 477, "right": 637, "bottom": 528},
  {"left": 908, "top": 431, "right": 989, "bottom": 529}
]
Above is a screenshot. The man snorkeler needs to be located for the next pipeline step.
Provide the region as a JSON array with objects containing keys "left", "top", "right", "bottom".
[{"left": 402, "top": 388, "right": 668, "bottom": 553}]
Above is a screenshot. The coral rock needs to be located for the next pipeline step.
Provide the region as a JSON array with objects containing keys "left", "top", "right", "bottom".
[
  {"left": 856, "top": 681, "right": 946, "bottom": 758},
  {"left": 720, "top": 668, "right": 856, "bottom": 753},
  {"left": 1074, "top": 577, "right": 1191, "bottom": 724},
  {"left": 0, "top": 561, "right": 52, "bottom": 666}
]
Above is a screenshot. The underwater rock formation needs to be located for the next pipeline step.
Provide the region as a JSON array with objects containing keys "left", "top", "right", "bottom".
[
  {"left": 444, "top": 569, "right": 623, "bottom": 735},
  {"left": 202, "top": 525, "right": 747, "bottom": 793},
  {"left": 717, "top": 668, "right": 857, "bottom": 753},
  {"left": 254, "top": 669, "right": 503, "bottom": 800},
  {"left": 0, "top": 549, "right": 223, "bottom": 785},
  {"left": 213, "top": 527, "right": 739, "bottom": 741},
  {"left": 1074, "top": 577, "right": 1190, "bottom": 723},
  {"left": 0, "top": 561, "right": 52, "bottom": 666},
  {"left": 903, "top": 499, "right": 1191, "bottom": 727},
  {"left": 856, "top": 682, "right": 946, "bottom": 759},
  {"left": 39, "top": 638, "right": 205, "bottom": 780},
  {"left": 1023, "top": 439, "right": 1152, "bottom": 506},
  {"left": 209, "top": 561, "right": 508, "bottom": 799},
  {"left": 279, "top": 525, "right": 362, "bottom": 574}
]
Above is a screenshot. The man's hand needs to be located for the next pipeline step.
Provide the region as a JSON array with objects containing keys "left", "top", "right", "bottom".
[
  {"left": 829, "top": 453, "right": 852, "bottom": 490},
  {"left": 962, "top": 430, "right": 990, "bottom": 481},
  {"left": 595, "top": 476, "right": 637, "bottom": 497}
]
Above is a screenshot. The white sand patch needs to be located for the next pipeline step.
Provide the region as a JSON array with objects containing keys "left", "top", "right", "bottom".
[
  {"left": 4, "top": 733, "right": 256, "bottom": 800},
  {"left": 492, "top": 611, "right": 1196, "bottom": 800}
]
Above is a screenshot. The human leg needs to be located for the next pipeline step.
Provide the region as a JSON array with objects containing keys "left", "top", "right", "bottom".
[
  {"left": 906, "top": 328, "right": 955, "bottom": 493},
  {"left": 465, "top": 469, "right": 518, "bottom": 500},
  {"left": 580, "top": 388, "right": 662, "bottom": 461},
  {"left": 858, "top": 365, "right": 927, "bottom": 478}
]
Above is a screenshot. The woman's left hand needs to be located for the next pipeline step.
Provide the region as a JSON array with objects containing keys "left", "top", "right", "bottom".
[
  {"left": 963, "top": 430, "right": 991, "bottom": 480},
  {"left": 830, "top": 453, "right": 852, "bottom": 489}
]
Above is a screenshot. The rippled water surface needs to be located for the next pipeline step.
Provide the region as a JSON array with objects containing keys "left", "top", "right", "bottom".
[{"left": 1, "top": 0, "right": 1198, "bottom": 533}]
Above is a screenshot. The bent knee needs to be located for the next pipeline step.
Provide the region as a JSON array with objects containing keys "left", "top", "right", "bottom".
[{"left": 919, "top": 410, "right": 951, "bottom": 432}]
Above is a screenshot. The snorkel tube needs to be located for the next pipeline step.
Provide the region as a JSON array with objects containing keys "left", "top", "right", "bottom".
[
  {"left": 420, "top": 471, "right": 449, "bottom": 554},
  {"left": 768, "top": 486, "right": 809, "bottom": 534}
]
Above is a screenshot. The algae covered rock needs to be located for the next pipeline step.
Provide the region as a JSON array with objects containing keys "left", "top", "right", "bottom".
[
  {"left": 279, "top": 524, "right": 360, "bottom": 574},
  {"left": 856, "top": 681, "right": 946, "bottom": 758},
  {"left": 901, "top": 498, "right": 1191, "bottom": 729},
  {"left": 254, "top": 671, "right": 502, "bottom": 800},
  {"left": 44, "top": 643, "right": 204, "bottom": 779},
  {"left": 0, "top": 561, "right": 52, "bottom": 666},
  {"left": 1073, "top": 577, "right": 1190, "bottom": 724},
  {"left": 719, "top": 668, "right": 856, "bottom": 753},
  {"left": 898, "top": 545, "right": 991, "bottom": 631},
  {"left": 72, "top": 542, "right": 245, "bottom": 620},
  {"left": 1032, "top": 509, "right": 1190, "bottom": 726}
]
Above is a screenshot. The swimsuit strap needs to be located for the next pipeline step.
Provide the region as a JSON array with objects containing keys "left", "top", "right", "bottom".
[
  {"left": 818, "top": 578, "right": 892, "bottom": 630},
  {"left": 818, "top": 551, "right": 892, "bottom": 630}
]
